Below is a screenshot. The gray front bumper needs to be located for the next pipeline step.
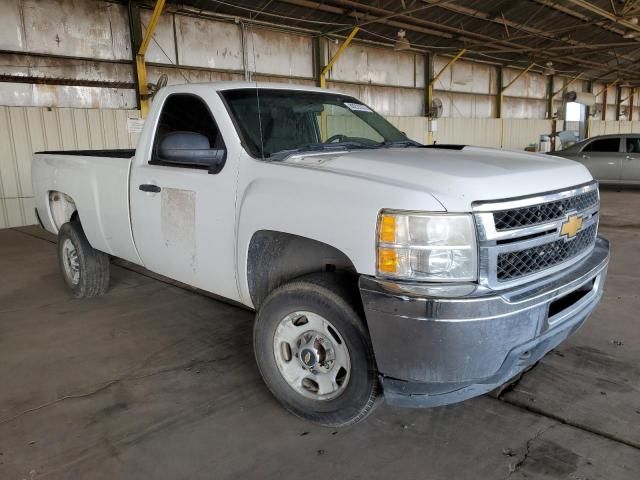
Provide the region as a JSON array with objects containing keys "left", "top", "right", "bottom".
[{"left": 359, "top": 236, "right": 610, "bottom": 408}]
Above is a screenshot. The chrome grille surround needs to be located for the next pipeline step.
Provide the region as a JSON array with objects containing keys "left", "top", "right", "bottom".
[
  {"left": 473, "top": 182, "right": 600, "bottom": 290},
  {"left": 493, "top": 189, "right": 599, "bottom": 231}
]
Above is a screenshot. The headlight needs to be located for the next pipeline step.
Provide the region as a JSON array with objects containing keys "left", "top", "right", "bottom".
[{"left": 376, "top": 210, "right": 478, "bottom": 282}]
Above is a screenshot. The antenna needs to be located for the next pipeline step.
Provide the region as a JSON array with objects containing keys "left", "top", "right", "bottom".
[{"left": 247, "top": 21, "right": 266, "bottom": 160}]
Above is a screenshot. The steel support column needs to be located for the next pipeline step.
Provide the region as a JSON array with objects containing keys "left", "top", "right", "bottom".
[
  {"left": 595, "top": 80, "right": 618, "bottom": 121},
  {"left": 424, "top": 52, "right": 434, "bottom": 117},
  {"left": 585, "top": 80, "right": 593, "bottom": 138},
  {"left": 546, "top": 74, "right": 554, "bottom": 119},
  {"left": 496, "top": 66, "right": 503, "bottom": 119}
]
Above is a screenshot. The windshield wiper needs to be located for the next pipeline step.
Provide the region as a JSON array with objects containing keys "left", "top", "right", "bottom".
[
  {"left": 378, "top": 139, "right": 422, "bottom": 148},
  {"left": 268, "top": 141, "right": 378, "bottom": 160}
]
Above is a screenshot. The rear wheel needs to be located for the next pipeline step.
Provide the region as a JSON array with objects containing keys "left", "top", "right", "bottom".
[
  {"left": 254, "top": 273, "right": 380, "bottom": 427},
  {"left": 57, "top": 220, "right": 110, "bottom": 298}
]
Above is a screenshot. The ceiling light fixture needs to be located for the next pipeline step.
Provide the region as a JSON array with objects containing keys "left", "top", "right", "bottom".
[
  {"left": 543, "top": 61, "right": 556, "bottom": 76},
  {"left": 394, "top": 29, "right": 411, "bottom": 51}
]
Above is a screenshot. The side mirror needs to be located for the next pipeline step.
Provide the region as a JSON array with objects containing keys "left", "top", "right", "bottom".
[{"left": 158, "top": 131, "right": 226, "bottom": 174}]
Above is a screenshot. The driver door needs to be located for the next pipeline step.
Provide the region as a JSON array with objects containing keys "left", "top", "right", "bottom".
[{"left": 129, "top": 93, "right": 240, "bottom": 300}]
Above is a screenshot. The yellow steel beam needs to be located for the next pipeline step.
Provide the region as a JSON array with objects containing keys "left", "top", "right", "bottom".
[
  {"left": 136, "top": 0, "right": 166, "bottom": 118},
  {"left": 594, "top": 79, "right": 618, "bottom": 97},
  {"left": 430, "top": 49, "right": 466, "bottom": 88},
  {"left": 321, "top": 27, "right": 361, "bottom": 76},
  {"left": 552, "top": 72, "right": 584, "bottom": 97},
  {"left": 502, "top": 63, "right": 535, "bottom": 93},
  {"left": 498, "top": 63, "right": 534, "bottom": 120},
  {"left": 319, "top": 26, "right": 360, "bottom": 88}
]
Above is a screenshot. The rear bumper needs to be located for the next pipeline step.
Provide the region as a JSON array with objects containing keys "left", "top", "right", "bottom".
[{"left": 359, "top": 236, "right": 610, "bottom": 408}]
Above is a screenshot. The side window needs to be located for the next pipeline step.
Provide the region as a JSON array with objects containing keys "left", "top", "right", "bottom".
[
  {"left": 626, "top": 137, "right": 640, "bottom": 154},
  {"left": 585, "top": 137, "right": 621, "bottom": 153},
  {"left": 152, "top": 94, "right": 226, "bottom": 172}
]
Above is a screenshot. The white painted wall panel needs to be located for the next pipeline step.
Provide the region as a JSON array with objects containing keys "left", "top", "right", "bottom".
[
  {"left": 435, "top": 91, "right": 495, "bottom": 118},
  {"left": 415, "top": 55, "right": 425, "bottom": 89},
  {"left": 247, "top": 29, "right": 313, "bottom": 78},
  {"left": 502, "top": 98, "right": 547, "bottom": 119},
  {"left": 140, "top": 9, "right": 176, "bottom": 64},
  {"left": 0, "top": 0, "right": 24, "bottom": 51},
  {"left": 503, "top": 68, "right": 547, "bottom": 99},
  {"left": 433, "top": 58, "right": 496, "bottom": 95},
  {"left": 20, "top": 0, "right": 131, "bottom": 60},
  {"left": 328, "top": 41, "right": 419, "bottom": 88},
  {"left": 177, "top": 16, "right": 243, "bottom": 70}
]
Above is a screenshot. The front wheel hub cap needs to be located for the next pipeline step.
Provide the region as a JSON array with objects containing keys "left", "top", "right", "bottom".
[{"left": 273, "top": 311, "right": 351, "bottom": 401}]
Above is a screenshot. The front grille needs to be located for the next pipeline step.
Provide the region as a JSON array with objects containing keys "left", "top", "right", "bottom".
[
  {"left": 497, "top": 224, "right": 597, "bottom": 281},
  {"left": 493, "top": 190, "right": 599, "bottom": 231}
]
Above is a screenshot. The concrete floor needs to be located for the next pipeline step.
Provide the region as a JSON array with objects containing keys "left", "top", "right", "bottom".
[{"left": 0, "top": 189, "right": 639, "bottom": 480}]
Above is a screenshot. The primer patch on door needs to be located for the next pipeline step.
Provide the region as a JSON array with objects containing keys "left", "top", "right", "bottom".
[{"left": 161, "top": 188, "right": 196, "bottom": 271}]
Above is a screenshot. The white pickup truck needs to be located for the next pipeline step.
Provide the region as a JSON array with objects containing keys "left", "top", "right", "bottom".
[{"left": 32, "top": 82, "right": 609, "bottom": 426}]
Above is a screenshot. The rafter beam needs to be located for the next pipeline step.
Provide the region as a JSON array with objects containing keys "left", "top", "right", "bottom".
[
  {"left": 566, "top": 0, "right": 640, "bottom": 34},
  {"left": 278, "top": 0, "right": 640, "bottom": 80}
]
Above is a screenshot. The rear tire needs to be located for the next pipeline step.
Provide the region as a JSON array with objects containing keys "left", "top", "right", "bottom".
[
  {"left": 254, "top": 273, "right": 380, "bottom": 427},
  {"left": 57, "top": 220, "right": 110, "bottom": 298}
]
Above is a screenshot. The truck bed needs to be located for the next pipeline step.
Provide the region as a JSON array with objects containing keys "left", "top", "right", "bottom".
[
  {"left": 32, "top": 149, "right": 140, "bottom": 265},
  {"left": 35, "top": 149, "right": 135, "bottom": 158}
]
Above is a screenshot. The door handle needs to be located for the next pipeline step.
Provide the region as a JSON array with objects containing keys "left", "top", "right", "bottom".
[
  {"left": 582, "top": 154, "right": 590, "bottom": 159},
  {"left": 626, "top": 155, "right": 636, "bottom": 161},
  {"left": 139, "top": 184, "right": 161, "bottom": 193}
]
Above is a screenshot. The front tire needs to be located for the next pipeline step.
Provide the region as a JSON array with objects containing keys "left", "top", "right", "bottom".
[
  {"left": 57, "top": 220, "right": 110, "bottom": 298},
  {"left": 253, "top": 273, "right": 380, "bottom": 427}
]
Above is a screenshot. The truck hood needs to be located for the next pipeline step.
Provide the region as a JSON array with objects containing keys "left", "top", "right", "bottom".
[{"left": 284, "top": 146, "right": 593, "bottom": 211}]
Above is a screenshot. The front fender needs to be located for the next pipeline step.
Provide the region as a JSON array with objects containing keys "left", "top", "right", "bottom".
[{"left": 235, "top": 158, "right": 445, "bottom": 306}]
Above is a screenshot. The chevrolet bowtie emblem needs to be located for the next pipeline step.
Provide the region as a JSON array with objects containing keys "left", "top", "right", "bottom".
[{"left": 560, "top": 214, "right": 583, "bottom": 239}]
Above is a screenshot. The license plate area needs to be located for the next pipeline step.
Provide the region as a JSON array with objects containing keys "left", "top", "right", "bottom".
[{"left": 548, "top": 278, "right": 595, "bottom": 320}]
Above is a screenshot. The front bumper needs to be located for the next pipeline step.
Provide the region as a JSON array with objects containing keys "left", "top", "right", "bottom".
[{"left": 359, "top": 236, "right": 610, "bottom": 408}]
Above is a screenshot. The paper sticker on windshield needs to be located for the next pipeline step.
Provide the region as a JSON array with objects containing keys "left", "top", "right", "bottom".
[{"left": 344, "top": 102, "right": 373, "bottom": 113}]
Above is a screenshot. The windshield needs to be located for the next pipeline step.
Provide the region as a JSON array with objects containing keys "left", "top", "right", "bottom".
[{"left": 221, "top": 88, "right": 415, "bottom": 159}]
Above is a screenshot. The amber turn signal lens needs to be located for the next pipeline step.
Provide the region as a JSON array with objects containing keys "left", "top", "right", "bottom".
[
  {"left": 378, "top": 248, "right": 398, "bottom": 273},
  {"left": 379, "top": 214, "right": 396, "bottom": 243}
]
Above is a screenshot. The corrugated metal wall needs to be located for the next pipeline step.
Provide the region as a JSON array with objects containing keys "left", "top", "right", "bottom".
[
  {"left": 0, "top": 107, "right": 140, "bottom": 229},
  {"left": 588, "top": 120, "right": 640, "bottom": 135}
]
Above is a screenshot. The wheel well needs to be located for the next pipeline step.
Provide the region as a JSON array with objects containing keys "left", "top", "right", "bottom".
[
  {"left": 48, "top": 191, "right": 78, "bottom": 231},
  {"left": 247, "top": 230, "right": 358, "bottom": 309}
]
